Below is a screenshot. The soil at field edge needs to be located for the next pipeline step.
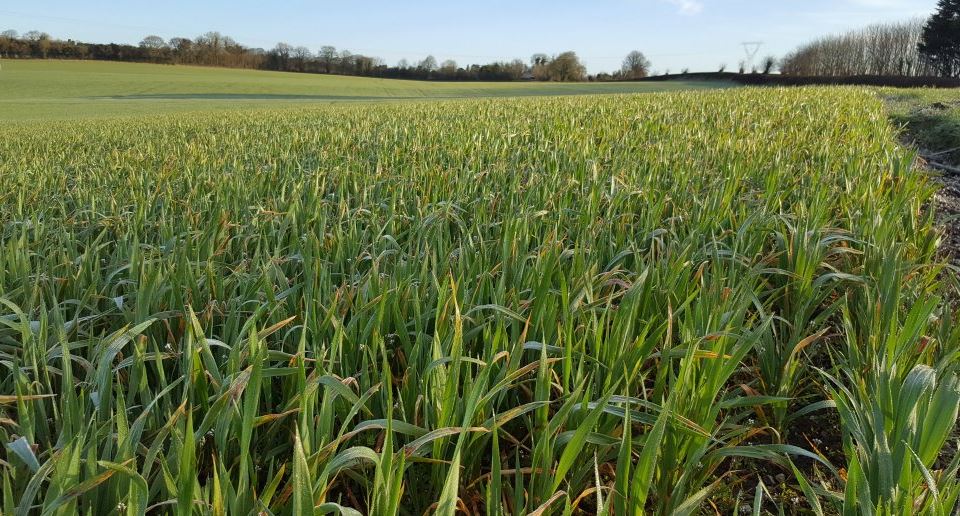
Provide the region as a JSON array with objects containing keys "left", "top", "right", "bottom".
[{"left": 927, "top": 166, "right": 960, "bottom": 266}]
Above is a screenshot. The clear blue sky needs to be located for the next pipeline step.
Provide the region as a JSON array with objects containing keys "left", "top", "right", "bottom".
[{"left": 0, "top": 1, "right": 938, "bottom": 74}]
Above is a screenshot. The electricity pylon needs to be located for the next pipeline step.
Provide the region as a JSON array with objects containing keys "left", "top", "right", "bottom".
[{"left": 742, "top": 41, "right": 763, "bottom": 72}]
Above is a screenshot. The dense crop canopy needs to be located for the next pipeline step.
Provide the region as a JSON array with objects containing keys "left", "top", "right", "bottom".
[{"left": 0, "top": 88, "right": 957, "bottom": 514}]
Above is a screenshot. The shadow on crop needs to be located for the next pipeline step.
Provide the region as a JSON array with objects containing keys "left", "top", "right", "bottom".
[{"left": 891, "top": 101, "right": 960, "bottom": 164}]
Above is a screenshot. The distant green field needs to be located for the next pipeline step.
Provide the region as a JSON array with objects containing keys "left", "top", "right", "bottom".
[{"left": 0, "top": 60, "right": 730, "bottom": 121}]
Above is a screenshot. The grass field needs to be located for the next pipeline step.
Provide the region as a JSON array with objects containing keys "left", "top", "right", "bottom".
[
  {"left": 0, "top": 60, "right": 728, "bottom": 121},
  {"left": 2, "top": 84, "right": 958, "bottom": 514}
]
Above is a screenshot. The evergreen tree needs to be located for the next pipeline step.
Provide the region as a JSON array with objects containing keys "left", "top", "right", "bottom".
[{"left": 919, "top": 0, "right": 960, "bottom": 77}]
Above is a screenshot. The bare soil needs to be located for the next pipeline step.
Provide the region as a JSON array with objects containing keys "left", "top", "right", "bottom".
[{"left": 924, "top": 162, "right": 960, "bottom": 265}]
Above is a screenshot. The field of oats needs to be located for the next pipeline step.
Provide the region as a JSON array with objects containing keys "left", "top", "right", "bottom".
[{"left": 1, "top": 87, "right": 958, "bottom": 515}]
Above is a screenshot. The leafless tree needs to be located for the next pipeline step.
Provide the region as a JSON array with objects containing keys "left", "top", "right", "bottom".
[
  {"left": 621, "top": 50, "right": 652, "bottom": 79},
  {"left": 140, "top": 35, "right": 166, "bottom": 49},
  {"left": 23, "top": 30, "right": 49, "bottom": 42},
  {"left": 138, "top": 35, "right": 168, "bottom": 62},
  {"left": 418, "top": 55, "right": 438, "bottom": 72},
  {"left": 319, "top": 46, "right": 337, "bottom": 73},
  {"left": 440, "top": 59, "right": 458, "bottom": 75},
  {"left": 271, "top": 42, "right": 293, "bottom": 70},
  {"left": 292, "top": 46, "right": 311, "bottom": 72},
  {"left": 780, "top": 19, "right": 934, "bottom": 77},
  {"left": 338, "top": 49, "right": 353, "bottom": 73}
]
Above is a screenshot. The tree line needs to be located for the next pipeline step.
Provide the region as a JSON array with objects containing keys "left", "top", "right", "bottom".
[
  {"left": 780, "top": 2, "right": 960, "bottom": 78},
  {"left": 0, "top": 29, "right": 653, "bottom": 82},
  {"left": 780, "top": 20, "right": 932, "bottom": 76}
]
